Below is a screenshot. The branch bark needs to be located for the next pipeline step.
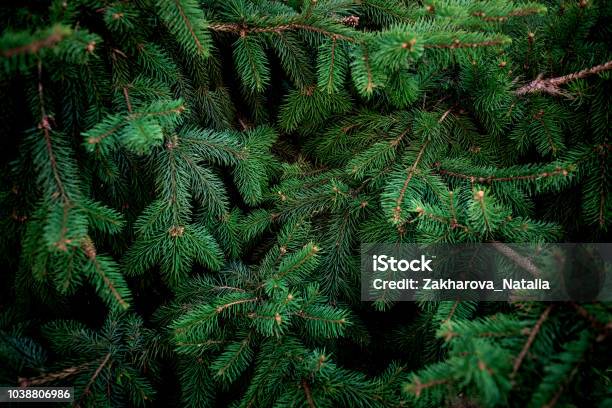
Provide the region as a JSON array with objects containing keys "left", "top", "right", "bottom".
[
  {"left": 302, "top": 379, "right": 316, "bottom": 408},
  {"left": 491, "top": 242, "right": 542, "bottom": 278},
  {"left": 512, "top": 305, "right": 553, "bottom": 377},
  {"left": 18, "top": 363, "right": 89, "bottom": 387},
  {"left": 515, "top": 60, "right": 612, "bottom": 96}
]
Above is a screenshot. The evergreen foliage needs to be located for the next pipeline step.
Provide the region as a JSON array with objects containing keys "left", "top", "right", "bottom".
[{"left": 0, "top": 0, "right": 610, "bottom": 407}]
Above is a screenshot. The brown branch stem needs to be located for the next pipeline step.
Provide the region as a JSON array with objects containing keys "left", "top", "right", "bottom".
[
  {"left": 512, "top": 305, "right": 553, "bottom": 377},
  {"left": 209, "top": 22, "right": 356, "bottom": 43},
  {"left": 302, "top": 379, "right": 316, "bottom": 408},
  {"left": 18, "top": 363, "right": 90, "bottom": 387},
  {"left": 491, "top": 242, "right": 542, "bottom": 278},
  {"left": 515, "top": 60, "right": 612, "bottom": 96},
  {"left": 1, "top": 26, "right": 67, "bottom": 57}
]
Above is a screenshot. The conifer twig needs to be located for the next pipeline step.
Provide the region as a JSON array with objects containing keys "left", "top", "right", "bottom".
[
  {"left": 511, "top": 305, "right": 553, "bottom": 377},
  {"left": 543, "top": 363, "right": 580, "bottom": 408},
  {"left": 433, "top": 163, "right": 571, "bottom": 183},
  {"left": 393, "top": 141, "right": 428, "bottom": 222},
  {"left": 472, "top": 7, "right": 544, "bottom": 22},
  {"left": 81, "top": 237, "right": 130, "bottom": 309},
  {"left": 571, "top": 303, "right": 612, "bottom": 334},
  {"left": 18, "top": 363, "right": 90, "bottom": 387},
  {"left": 174, "top": 0, "right": 206, "bottom": 54},
  {"left": 77, "top": 353, "right": 112, "bottom": 406},
  {"left": 209, "top": 22, "right": 356, "bottom": 42},
  {"left": 37, "top": 61, "right": 67, "bottom": 202},
  {"left": 1, "top": 26, "right": 67, "bottom": 57},
  {"left": 302, "top": 379, "right": 316, "bottom": 408},
  {"left": 425, "top": 39, "right": 507, "bottom": 49},
  {"left": 406, "top": 378, "right": 450, "bottom": 397},
  {"left": 515, "top": 60, "right": 612, "bottom": 96},
  {"left": 491, "top": 242, "right": 542, "bottom": 278}
]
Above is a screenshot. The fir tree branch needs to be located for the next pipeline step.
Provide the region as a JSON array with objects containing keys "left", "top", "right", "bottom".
[
  {"left": 157, "top": 0, "right": 211, "bottom": 58},
  {"left": 37, "top": 60, "right": 77, "bottom": 252},
  {"left": 425, "top": 39, "right": 507, "bottom": 49},
  {"left": 18, "top": 363, "right": 90, "bottom": 386},
  {"left": 474, "top": 190, "right": 491, "bottom": 232},
  {"left": 81, "top": 237, "right": 130, "bottom": 310},
  {"left": 181, "top": 136, "right": 246, "bottom": 159},
  {"left": 128, "top": 104, "right": 186, "bottom": 120},
  {"left": 215, "top": 337, "right": 251, "bottom": 378},
  {"left": 302, "top": 379, "right": 316, "bottom": 408},
  {"left": 176, "top": 339, "right": 225, "bottom": 347},
  {"left": 596, "top": 151, "right": 608, "bottom": 228},
  {"left": 86, "top": 123, "right": 124, "bottom": 146},
  {"left": 405, "top": 378, "right": 450, "bottom": 397},
  {"left": 393, "top": 109, "right": 451, "bottom": 222},
  {"left": 209, "top": 23, "right": 357, "bottom": 43},
  {"left": 325, "top": 37, "right": 337, "bottom": 91},
  {"left": 543, "top": 363, "right": 580, "bottom": 408},
  {"left": 294, "top": 311, "right": 347, "bottom": 325},
  {"left": 393, "top": 141, "right": 428, "bottom": 222},
  {"left": 361, "top": 44, "right": 375, "bottom": 94},
  {"left": 123, "top": 86, "right": 133, "bottom": 113},
  {"left": 166, "top": 145, "right": 181, "bottom": 223},
  {"left": 274, "top": 244, "right": 319, "bottom": 281},
  {"left": 215, "top": 297, "right": 259, "bottom": 313},
  {"left": 78, "top": 352, "right": 112, "bottom": 404},
  {"left": 472, "top": 7, "right": 544, "bottom": 22},
  {"left": 175, "top": 0, "right": 205, "bottom": 54},
  {"left": 213, "top": 285, "right": 246, "bottom": 292},
  {"left": 363, "top": 0, "right": 411, "bottom": 23},
  {"left": 491, "top": 242, "right": 542, "bottom": 278},
  {"left": 442, "top": 301, "right": 459, "bottom": 325},
  {"left": 1, "top": 25, "right": 68, "bottom": 57},
  {"left": 37, "top": 61, "right": 67, "bottom": 202},
  {"left": 433, "top": 164, "right": 571, "bottom": 184},
  {"left": 571, "top": 303, "right": 612, "bottom": 334},
  {"left": 515, "top": 60, "right": 612, "bottom": 96},
  {"left": 414, "top": 206, "right": 471, "bottom": 232},
  {"left": 511, "top": 305, "right": 553, "bottom": 377}
]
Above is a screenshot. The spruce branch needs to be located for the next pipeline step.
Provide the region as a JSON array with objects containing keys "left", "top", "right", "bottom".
[
  {"left": 414, "top": 205, "right": 471, "bottom": 232},
  {"left": 515, "top": 60, "right": 612, "bottom": 96},
  {"left": 0, "top": 25, "right": 69, "bottom": 58},
  {"left": 441, "top": 301, "right": 459, "bottom": 325},
  {"left": 571, "top": 303, "right": 612, "bottom": 335},
  {"left": 425, "top": 38, "right": 508, "bottom": 49},
  {"left": 37, "top": 61, "right": 68, "bottom": 203},
  {"left": 433, "top": 163, "right": 572, "bottom": 184},
  {"left": 77, "top": 352, "right": 112, "bottom": 405},
  {"left": 157, "top": 0, "right": 211, "bottom": 58},
  {"left": 209, "top": 23, "right": 357, "bottom": 43},
  {"left": 122, "top": 86, "right": 133, "bottom": 113},
  {"left": 472, "top": 7, "right": 545, "bottom": 22},
  {"left": 18, "top": 363, "right": 90, "bottom": 387},
  {"left": 511, "top": 305, "right": 553, "bottom": 377},
  {"left": 491, "top": 242, "right": 542, "bottom": 278},
  {"left": 174, "top": 0, "right": 205, "bottom": 53},
  {"left": 595, "top": 149, "right": 609, "bottom": 228},
  {"left": 392, "top": 141, "right": 429, "bottom": 223},
  {"left": 81, "top": 236, "right": 130, "bottom": 310},
  {"left": 405, "top": 378, "right": 450, "bottom": 397},
  {"left": 293, "top": 310, "right": 347, "bottom": 326},
  {"left": 302, "top": 379, "right": 316, "bottom": 408},
  {"left": 215, "top": 297, "right": 259, "bottom": 314},
  {"left": 543, "top": 363, "right": 580, "bottom": 408},
  {"left": 359, "top": 44, "right": 375, "bottom": 94}
]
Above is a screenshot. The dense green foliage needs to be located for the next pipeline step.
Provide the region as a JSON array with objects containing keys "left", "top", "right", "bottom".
[{"left": 0, "top": 0, "right": 610, "bottom": 407}]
